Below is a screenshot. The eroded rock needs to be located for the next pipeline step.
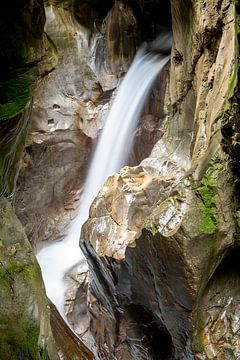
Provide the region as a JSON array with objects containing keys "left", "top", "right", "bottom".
[
  {"left": 79, "top": 1, "right": 239, "bottom": 359},
  {"left": 0, "top": 197, "right": 56, "bottom": 359},
  {"left": 0, "top": 0, "right": 57, "bottom": 198},
  {"left": 197, "top": 249, "right": 240, "bottom": 359},
  {"left": 0, "top": 197, "right": 94, "bottom": 359},
  {"left": 15, "top": 130, "right": 91, "bottom": 250}
]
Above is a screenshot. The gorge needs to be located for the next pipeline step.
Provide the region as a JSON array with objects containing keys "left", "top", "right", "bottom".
[
  {"left": 0, "top": 0, "right": 240, "bottom": 360},
  {"left": 37, "top": 32, "right": 171, "bottom": 320}
]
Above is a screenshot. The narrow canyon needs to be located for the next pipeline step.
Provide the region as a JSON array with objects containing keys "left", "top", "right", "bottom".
[{"left": 0, "top": 1, "right": 239, "bottom": 359}]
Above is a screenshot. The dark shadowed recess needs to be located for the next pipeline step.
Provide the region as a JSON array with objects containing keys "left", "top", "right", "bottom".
[
  {"left": 205, "top": 247, "right": 240, "bottom": 287},
  {"left": 124, "top": 304, "right": 174, "bottom": 360},
  {"left": 134, "top": 0, "right": 172, "bottom": 40},
  {"left": 72, "top": 0, "right": 172, "bottom": 40},
  {"left": 73, "top": 0, "right": 115, "bottom": 29},
  {"left": 81, "top": 230, "right": 176, "bottom": 360},
  {"left": 199, "top": 246, "right": 240, "bottom": 349},
  {"left": 221, "top": 1, "right": 240, "bottom": 200}
]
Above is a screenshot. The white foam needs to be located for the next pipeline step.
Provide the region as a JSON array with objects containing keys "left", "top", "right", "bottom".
[{"left": 37, "top": 41, "right": 170, "bottom": 318}]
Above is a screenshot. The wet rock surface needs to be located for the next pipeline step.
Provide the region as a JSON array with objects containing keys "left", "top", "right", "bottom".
[
  {"left": 33, "top": 6, "right": 110, "bottom": 138},
  {"left": 197, "top": 249, "right": 240, "bottom": 360},
  {"left": 15, "top": 3, "right": 169, "bottom": 252},
  {"left": 0, "top": 0, "right": 57, "bottom": 197},
  {"left": 130, "top": 63, "right": 170, "bottom": 165},
  {"left": 15, "top": 6, "right": 105, "bottom": 249},
  {"left": 15, "top": 130, "right": 91, "bottom": 250},
  {"left": 79, "top": 1, "right": 240, "bottom": 359},
  {"left": 1, "top": 0, "right": 239, "bottom": 359},
  {"left": 0, "top": 197, "right": 55, "bottom": 359},
  {"left": 50, "top": 302, "right": 94, "bottom": 360},
  {"left": 73, "top": 0, "right": 171, "bottom": 41},
  {"left": 64, "top": 259, "right": 89, "bottom": 341},
  {"left": 0, "top": 197, "right": 94, "bottom": 359},
  {"left": 81, "top": 147, "right": 236, "bottom": 359},
  {"left": 0, "top": 2, "right": 96, "bottom": 359}
]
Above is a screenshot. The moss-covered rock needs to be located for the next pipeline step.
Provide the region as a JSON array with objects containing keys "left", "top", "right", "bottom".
[
  {"left": 0, "top": 197, "right": 52, "bottom": 359},
  {"left": 79, "top": 0, "right": 239, "bottom": 359},
  {"left": 0, "top": 197, "right": 94, "bottom": 360},
  {"left": 0, "top": 0, "right": 57, "bottom": 197},
  {"left": 0, "top": 108, "right": 32, "bottom": 198},
  {"left": 0, "top": 0, "right": 48, "bottom": 121}
]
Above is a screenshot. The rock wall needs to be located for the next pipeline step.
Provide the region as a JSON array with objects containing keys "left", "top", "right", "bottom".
[
  {"left": 80, "top": 0, "right": 240, "bottom": 359},
  {"left": 1, "top": 0, "right": 239, "bottom": 359},
  {"left": 0, "top": 197, "right": 94, "bottom": 360},
  {"left": 0, "top": 2, "right": 93, "bottom": 359},
  {"left": 0, "top": 0, "right": 57, "bottom": 198},
  {"left": 15, "top": 2, "right": 169, "bottom": 251},
  {"left": 0, "top": 197, "right": 56, "bottom": 359}
]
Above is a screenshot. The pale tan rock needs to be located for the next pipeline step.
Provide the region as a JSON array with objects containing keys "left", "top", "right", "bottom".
[{"left": 80, "top": 1, "right": 239, "bottom": 359}]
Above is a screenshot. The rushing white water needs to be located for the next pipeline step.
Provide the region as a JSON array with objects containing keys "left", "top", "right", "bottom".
[{"left": 37, "top": 38, "right": 170, "bottom": 318}]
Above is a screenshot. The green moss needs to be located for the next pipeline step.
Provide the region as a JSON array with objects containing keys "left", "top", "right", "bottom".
[
  {"left": 0, "top": 272, "right": 13, "bottom": 301},
  {"left": 0, "top": 93, "right": 32, "bottom": 197},
  {"left": 195, "top": 0, "right": 204, "bottom": 7},
  {"left": 45, "top": 32, "right": 58, "bottom": 56},
  {"left": 7, "top": 263, "right": 34, "bottom": 279},
  {"left": 27, "top": 325, "right": 40, "bottom": 356},
  {"left": 40, "top": 347, "right": 50, "bottom": 360},
  {"left": 192, "top": 313, "right": 205, "bottom": 354},
  {"left": 0, "top": 16, "right": 34, "bottom": 122},
  {"left": 192, "top": 336, "right": 205, "bottom": 353},
  {"left": 224, "top": 347, "right": 235, "bottom": 357},
  {"left": 0, "top": 73, "right": 30, "bottom": 121},
  {"left": 0, "top": 270, "right": 10, "bottom": 288},
  {"left": 0, "top": 252, "right": 50, "bottom": 359},
  {"left": 0, "top": 261, "right": 36, "bottom": 301},
  {"left": 198, "top": 172, "right": 217, "bottom": 235},
  {"left": 0, "top": 261, "right": 43, "bottom": 359},
  {"left": 0, "top": 320, "right": 41, "bottom": 360}
]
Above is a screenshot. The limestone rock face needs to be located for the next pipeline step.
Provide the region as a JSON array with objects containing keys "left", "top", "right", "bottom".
[
  {"left": 0, "top": 3, "right": 94, "bottom": 359},
  {"left": 0, "top": 0, "right": 57, "bottom": 198},
  {"left": 104, "top": 1, "right": 139, "bottom": 75},
  {"left": 64, "top": 259, "right": 89, "bottom": 341},
  {"left": 48, "top": 0, "right": 171, "bottom": 90},
  {"left": 50, "top": 302, "right": 94, "bottom": 360},
  {"left": 33, "top": 6, "right": 109, "bottom": 139},
  {"left": 15, "top": 3, "right": 169, "bottom": 250},
  {"left": 5, "top": 0, "right": 239, "bottom": 359},
  {"left": 198, "top": 249, "right": 240, "bottom": 360},
  {"left": 73, "top": 0, "right": 171, "bottom": 41},
  {"left": 80, "top": 1, "right": 239, "bottom": 359},
  {"left": 130, "top": 64, "right": 170, "bottom": 165},
  {"left": 15, "top": 130, "right": 91, "bottom": 250},
  {"left": 15, "top": 6, "right": 102, "bottom": 248},
  {"left": 168, "top": 0, "right": 235, "bottom": 165},
  {"left": 0, "top": 197, "right": 55, "bottom": 359},
  {"left": 0, "top": 197, "right": 93, "bottom": 360}
]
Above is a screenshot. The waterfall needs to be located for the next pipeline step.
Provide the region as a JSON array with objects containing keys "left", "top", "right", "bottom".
[{"left": 37, "top": 35, "right": 171, "bottom": 319}]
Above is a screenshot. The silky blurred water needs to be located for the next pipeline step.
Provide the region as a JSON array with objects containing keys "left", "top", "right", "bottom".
[{"left": 37, "top": 36, "right": 170, "bottom": 319}]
